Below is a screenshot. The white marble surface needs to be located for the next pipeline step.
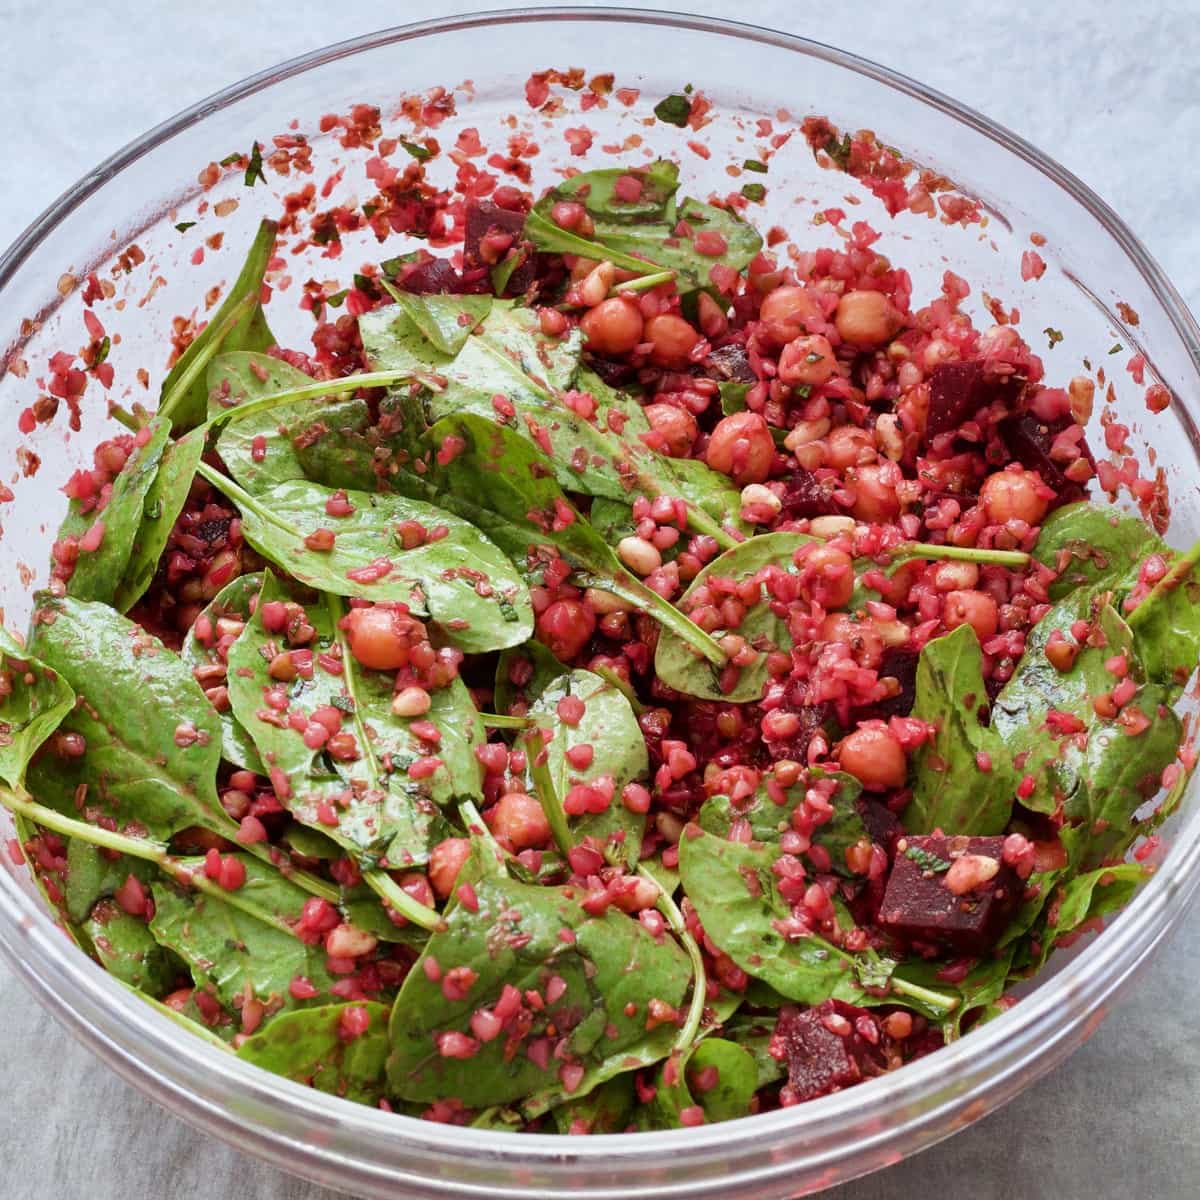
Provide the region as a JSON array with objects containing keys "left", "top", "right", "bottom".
[{"left": 1, "top": 2, "right": 1198, "bottom": 1197}]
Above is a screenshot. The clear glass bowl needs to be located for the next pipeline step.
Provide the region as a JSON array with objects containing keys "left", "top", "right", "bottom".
[{"left": 1, "top": 9, "right": 1198, "bottom": 1197}]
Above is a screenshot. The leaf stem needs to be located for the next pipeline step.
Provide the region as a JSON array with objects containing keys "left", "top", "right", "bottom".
[
  {"left": 525, "top": 731, "right": 574, "bottom": 858},
  {"left": 612, "top": 270, "right": 676, "bottom": 295},
  {"left": 478, "top": 712, "right": 549, "bottom": 730},
  {"left": 126, "top": 983, "right": 234, "bottom": 1051},
  {"left": 1127, "top": 536, "right": 1200, "bottom": 628},
  {"left": 364, "top": 869, "right": 446, "bottom": 933},
  {"left": 889, "top": 973, "right": 960, "bottom": 1014},
  {"left": 638, "top": 864, "right": 707, "bottom": 1053},
  {"left": 592, "top": 666, "right": 646, "bottom": 715},
  {"left": 109, "top": 404, "right": 142, "bottom": 432},
  {"left": 159, "top": 292, "right": 258, "bottom": 425},
  {"left": 896, "top": 542, "right": 1030, "bottom": 569},
  {"left": 202, "top": 368, "right": 427, "bottom": 434}
]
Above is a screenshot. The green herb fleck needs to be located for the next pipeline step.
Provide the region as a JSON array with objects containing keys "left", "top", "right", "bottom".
[
  {"left": 1109, "top": 343, "right": 1123, "bottom": 355},
  {"left": 743, "top": 160, "right": 768, "bottom": 174},
  {"left": 244, "top": 142, "right": 266, "bottom": 188},
  {"left": 654, "top": 94, "right": 692, "bottom": 127},
  {"left": 93, "top": 336, "right": 111, "bottom": 368},
  {"left": 904, "top": 845, "right": 952, "bottom": 874},
  {"left": 826, "top": 133, "right": 853, "bottom": 170},
  {"left": 174, "top": 221, "right": 196, "bottom": 233},
  {"left": 741, "top": 183, "right": 766, "bottom": 203},
  {"left": 1044, "top": 327, "right": 1064, "bottom": 349},
  {"left": 400, "top": 139, "right": 432, "bottom": 161}
]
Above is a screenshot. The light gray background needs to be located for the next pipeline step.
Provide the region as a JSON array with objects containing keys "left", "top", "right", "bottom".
[{"left": 1, "top": 2, "right": 1197, "bottom": 1197}]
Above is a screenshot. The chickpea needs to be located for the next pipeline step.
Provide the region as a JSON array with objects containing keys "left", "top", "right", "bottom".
[
  {"left": 980, "top": 468, "right": 1049, "bottom": 525},
  {"left": 783, "top": 417, "right": 831, "bottom": 451},
  {"left": 536, "top": 599, "right": 596, "bottom": 661},
  {"left": 848, "top": 463, "right": 900, "bottom": 522},
  {"left": 820, "top": 612, "right": 884, "bottom": 669},
  {"left": 579, "top": 297, "right": 644, "bottom": 356},
  {"left": 643, "top": 402, "right": 698, "bottom": 456},
  {"left": 837, "top": 726, "right": 908, "bottom": 791},
  {"left": 757, "top": 284, "right": 823, "bottom": 345},
  {"left": 617, "top": 536, "right": 663, "bottom": 577},
  {"left": 835, "top": 289, "right": 904, "bottom": 348},
  {"left": 931, "top": 561, "right": 979, "bottom": 592},
  {"left": 943, "top": 589, "right": 999, "bottom": 639},
  {"left": 342, "top": 606, "right": 423, "bottom": 671},
  {"left": 429, "top": 837, "right": 472, "bottom": 899},
  {"left": 778, "top": 334, "right": 837, "bottom": 387},
  {"left": 705, "top": 412, "right": 775, "bottom": 485},
  {"left": 490, "top": 792, "right": 551, "bottom": 851},
  {"left": 800, "top": 544, "right": 855, "bottom": 610},
  {"left": 644, "top": 313, "right": 702, "bottom": 368},
  {"left": 825, "top": 425, "right": 875, "bottom": 469}
]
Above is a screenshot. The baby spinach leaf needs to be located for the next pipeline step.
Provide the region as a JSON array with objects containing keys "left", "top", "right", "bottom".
[
  {"left": 904, "top": 625, "right": 1018, "bottom": 836},
  {"left": 550, "top": 1074, "right": 635, "bottom": 1134},
  {"left": 27, "top": 596, "right": 228, "bottom": 842},
  {"left": 225, "top": 573, "right": 483, "bottom": 870},
  {"left": 210, "top": 352, "right": 316, "bottom": 494},
  {"left": 1032, "top": 502, "right": 1155, "bottom": 600},
  {"left": 0, "top": 626, "right": 75, "bottom": 789},
  {"left": 889, "top": 953, "right": 1014, "bottom": 1040},
  {"left": 159, "top": 219, "right": 278, "bottom": 431},
  {"left": 364, "top": 303, "right": 739, "bottom": 546},
  {"left": 1125, "top": 540, "right": 1200, "bottom": 687},
  {"left": 180, "top": 571, "right": 265, "bottom": 771},
  {"left": 655, "top": 532, "right": 811, "bottom": 702},
  {"left": 204, "top": 471, "right": 533, "bottom": 654},
  {"left": 387, "top": 873, "right": 691, "bottom": 1107},
  {"left": 526, "top": 161, "right": 762, "bottom": 293},
  {"left": 57, "top": 417, "right": 172, "bottom": 605},
  {"left": 641, "top": 1038, "right": 759, "bottom": 1128},
  {"left": 236, "top": 1001, "right": 390, "bottom": 1104},
  {"left": 494, "top": 640, "right": 565, "bottom": 716},
  {"left": 391, "top": 413, "right": 727, "bottom": 669},
  {"left": 678, "top": 825, "right": 864, "bottom": 1005},
  {"left": 388, "top": 291, "right": 494, "bottom": 357},
  {"left": 64, "top": 838, "right": 157, "bottom": 925},
  {"left": 527, "top": 668, "right": 648, "bottom": 867},
  {"left": 112, "top": 428, "right": 205, "bottom": 612},
  {"left": 84, "top": 898, "right": 174, "bottom": 996},
  {"left": 994, "top": 601, "right": 1179, "bottom": 865},
  {"left": 697, "top": 767, "right": 867, "bottom": 876},
  {"left": 148, "top": 856, "right": 337, "bottom": 1020}
]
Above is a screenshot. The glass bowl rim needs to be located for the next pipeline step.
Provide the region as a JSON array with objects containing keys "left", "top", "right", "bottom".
[{"left": 2, "top": 2, "right": 1199, "bottom": 1177}]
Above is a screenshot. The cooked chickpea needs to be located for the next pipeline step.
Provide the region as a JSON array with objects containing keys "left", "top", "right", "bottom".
[
  {"left": 783, "top": 417, "right": 831, "bottom": 451},
  {"left": 931, "top": 561, "right": 979, "bottom": 592},
  {"left": 644, "top": 313, "right": 702, "bottom": 368},
  {"left": 820, "top": 612, "right": 884, "bottom": 669},
  {"left": 837, "top": 726, "right": 908, "bottom": 791},
  {"left": 801, "top": 544, "right": 855, "bottom": 610},
  {"left": 705, "top": 412, "right": 775, "bottom": 485},
  {"left": 980, "top": 468, "right": 1049, "bottom": 525},
  {"left": 825, "top": 425, "right": 875, "bottom": 469},
  {"left": 429, "top": 838, "right": 472, "bottom": 899},
  {"left": 579, "top": 297, "right": 644, "bottom": 356},
  {"left": 943, "top": 589, "right": 999, "bottom": 639},
  {"left": 343, "top": 606, "right": 422, "bottom": 671},
  {"left": 758, "top": 284, "right": 823, "bottom": 345},
  {"left": 643, "top": 402, "right": 698, "bottom": 456},
  {"left": 835, "top": 289, "right": 904, "bottom": 348},
  {"left": 490, "top": 792, "right": 551, "bottom": 851},
  {"left": 848, "top": 463, "right": 900, "bottom": 522},
  {"left": 617, "top": 536, "right": 663, "bottom": 577},
  {"left": 536, "top": 599, "right": 596, "bottom": 661},
  {"left": 778, "top": 334, "right": 837, "bottom": 387}
]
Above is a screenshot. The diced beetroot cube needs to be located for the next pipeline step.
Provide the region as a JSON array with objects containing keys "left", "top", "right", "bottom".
[
  {"left": 857, "top": 798, "right": 903, "bottom": 857},
  {"left": 463, "top": 201, "right": 535, "bottom": 296},
  {"left": 999, "top": 413, "right": 1094, "bottom": 507},
  {"left": 878, "top": 834, "right": 1019, "bottom": 954},
  {"left": 770, "top": 1001, "right": 885, "bottom": 1103},
  {"left": 778, "top": 469, "right": 839, "bottom": 520},
  {"left": 396, "top": 257, "right": 465, "bottom": 295},
  {"left": 927, "top": 361, "right": 986, "bottom": 439},
  {"left": 855, "top": 646, "right": 918, "bottom": 722},
  {"left": 703, "top": 342, "right": 756, "bottom": 383}
]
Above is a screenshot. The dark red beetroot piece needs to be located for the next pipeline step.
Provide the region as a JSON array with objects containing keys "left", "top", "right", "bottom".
[
  {"left": 463, "top": 200, "right": 536, "bottom": 296},
  {"left": 770, "top": 1001, "right": 886, "bottom": 1103},
  {"left": 999, "top": 412, "right": 1095, "bottom": 506},
  {"left": 926, "top": 360, "right": 1023, "bottom": 440},
  {"left": 394, "top": 256, "right": 466, "bottom": 295},
  {"left": 855, "top": 646, "right": 919, "bottom": 722},
  {"left": 777, "top": 469, "right": 839, "bottom": 520},
  {"left": 703, "top": 342, "right": 756, "bottom": 384},
  {"left": 878, "top": 834, "right": 1019, "bottom": 955}
]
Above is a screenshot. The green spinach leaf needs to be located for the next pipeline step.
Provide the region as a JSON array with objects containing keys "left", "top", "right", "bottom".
[
  {"left": 904, "top": 625, "right": 1019, "bottom": 835},
  {"left": 236, "top": 1001, "right": 390, "bottom": 1103},
  {"left": 84, "top": 898, "right": 174, "bottom": 996},
  {"left": 159, "top": 219, "right": 278, "bottom": 431},
  {"left": 0, "top": 626, "right": 75, "bottom": 789}
]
